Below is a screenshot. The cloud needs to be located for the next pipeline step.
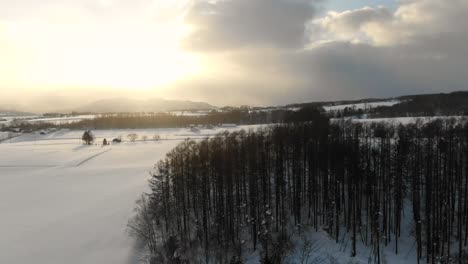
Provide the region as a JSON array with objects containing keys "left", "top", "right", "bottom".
[
  {"left": 2, "top": 0, "right": 468, "bottom": 110},
  {"left": 183, "top": 0, "right": 317, "bottom": 51},
  {"left": 173, "top": 0, "right": 468, "bottom": 105},
  {"left": 312, "top": 0, "right": 468, "bottom": 46},
  {"left": 313, "top": 6, "right": 394, "bottom": 45}
]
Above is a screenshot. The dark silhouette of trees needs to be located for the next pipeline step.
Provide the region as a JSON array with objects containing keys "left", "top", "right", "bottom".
[
  {"left": 130, "top": 116, "right": 468, "bottom": 263},
  {"left": 81, "top": 130, "right": 94, "bottom": 145},
  {"left": 372, "top": 91, "right": 468, "bottom": 117},
  {"left": 35, "top": 108, "right": 325, "bottom": 130}
]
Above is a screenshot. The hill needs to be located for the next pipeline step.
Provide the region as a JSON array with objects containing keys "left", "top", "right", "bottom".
[
  {"left": 73, "top": 98, "right": 217, "bottom": 113},
  {"left": 283, "top": 91, "right": 468, "bottom": 118}
]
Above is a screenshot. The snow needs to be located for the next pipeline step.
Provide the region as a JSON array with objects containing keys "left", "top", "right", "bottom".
[
  {"left": 0, "top": 115, "right": 96, "bottom": 126},
  {"left": 241, "top": 201, "right": 418, "bottom": 264},
  {"left": 26, "top": 115, "right": 96, "bottom": 125},
  {"left": 168, "top": 111, "right": 210, "bottom": 117},
  {"left": 0, "top": 132, "right": 10, "bottom": 140},
  {"left": 324, "top": 100, "right": 400, "bottom": 112},
  {"left": 0, "top": 123, "right": 433, "bottom": 264},
  {"left": 333, "top": 116, "right": 467, "bottom": 125},
  {"left": 0, "top": 115, "right": 40, "bottom": 125},
  {"left": 283, "top": 201, "right": 417, "bottom": 264},
  {"left": 0, "top": 131, "right": 22, "bottom": 142},
  {"left": 0, "top": 125, "right": 264, "bottom": 264}
]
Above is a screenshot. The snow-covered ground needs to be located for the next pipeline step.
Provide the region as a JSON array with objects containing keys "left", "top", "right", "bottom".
[
  {"left": 167, "top": 110, "right": 210, "bottom": 117},
  {"left": 0, "top": 115, "right": 95, "bottom": 126},
  {"left": 0, "top": 132, "right": 10, "bottom": 140},
  {"left": 26, "top": 115, "right": 96, "bottom": 125},
  {"left": 0, "top": 123, "right": 437, "bottom": 264},
  {"left": 332, "top": 116, "right": 467, "bottom": 125},
  {"left": 279, "top": 200, "right": 418, "bottom": 264},
  {"left": 324, "top": 100, "right": 400, "bottom": 112},
  {"left": 0, "top": 131, "right": 22, "bottom": 142},
  {"left": 0, "top": 125, "right": 264, "bottom": 264},
  {"left": 0, "top": 115, "right": 40, "bottom": 125}
]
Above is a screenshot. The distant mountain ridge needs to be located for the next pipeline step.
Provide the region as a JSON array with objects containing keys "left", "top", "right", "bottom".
[
  {"left": 284, "top": 91, "right": 468, "bottom": 109},
  {"left": 3, "top": 91, "right": 466, "bottom": 115},
  {"left": 73, "top": 98, "right": 217, "bottom": 113},
  {"left": 0, "top": 109, "right": 34, "bottom": 116}
]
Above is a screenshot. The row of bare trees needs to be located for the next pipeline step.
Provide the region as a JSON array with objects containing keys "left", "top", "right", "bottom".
[{"left": 130, "top": 117, "right": 468, "bottom": 264}]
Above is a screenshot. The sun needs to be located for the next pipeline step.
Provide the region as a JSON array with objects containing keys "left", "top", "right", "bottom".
[{"left": 0, "top": 19, "right": 201, "bottom": 92}]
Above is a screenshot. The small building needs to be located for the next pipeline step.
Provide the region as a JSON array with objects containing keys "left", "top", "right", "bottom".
[
  {"left": 190, "top": 127, "right": 201, "bottom": 133},
  {"left": 221, "top": 124, "right": 237, "bottom": 128}
]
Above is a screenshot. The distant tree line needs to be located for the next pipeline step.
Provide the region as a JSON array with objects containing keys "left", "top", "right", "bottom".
[
  {"left": 371, "top": 91, "right": 468, "bottom": 117},
  {"left": 130, "top": 113, "right": 468, "bottom": 264},
  {"left": 0, "top": 107, "right": 322, "bottom": 132},
  {"left": 74, "top": 107, "right": 324, "bottom": 129}
]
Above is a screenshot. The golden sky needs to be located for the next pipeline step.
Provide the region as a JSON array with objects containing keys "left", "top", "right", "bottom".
[
  {"left": 1, "top": 1, "right": 197, "bottom": 92},
  {"left": 1, "top": 0, "right": 467, "bottom": 112}
]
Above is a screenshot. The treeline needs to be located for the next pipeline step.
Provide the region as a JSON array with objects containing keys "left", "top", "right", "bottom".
[
  {"left": 30, "top": 107, "right": 321, "bottom": 130},
  {"left": 130, "top": 114, "right": 468, "bottom": 264},
  {"left": 0, "top": 107, "right": 325, "bottom": 134},
  {"left": 372, "top": 91, "right": 468, "bottom": 117}
]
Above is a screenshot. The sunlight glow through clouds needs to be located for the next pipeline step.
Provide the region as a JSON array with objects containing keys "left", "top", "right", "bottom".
[
  {"left": 0, "top": 0, "right": 200, "bottom": 92},
  {"left": 1, "top": 0, "right": 467, "bottom": 110}
]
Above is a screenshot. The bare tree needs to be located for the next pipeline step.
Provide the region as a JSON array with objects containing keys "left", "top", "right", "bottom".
[
  {"left": 127, "top": 133, "right": 138, "bottom": 142},
  {"left": 297, "top": 235, "right": 320, "bottom": 264},
  {"left": 153, "top": 134, "right": 161, "bottom": 141},
  {"left": 128, "top": 194, "right": 159, "bottom": 259}
]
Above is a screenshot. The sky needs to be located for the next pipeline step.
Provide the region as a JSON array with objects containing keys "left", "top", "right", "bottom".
[
  {"left": 326, "top": 0, "right": 397, "bottom": 12},
  {"left": 0, "top": 0, "right": 467, "bottom": 112}
]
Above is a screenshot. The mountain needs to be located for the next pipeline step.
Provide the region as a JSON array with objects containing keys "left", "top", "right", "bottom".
[
  {"left": 371, "top": 91, "right": 468, "bottom": 117},
  {"left": 74, "top": 98, "right": 217, "bottom": 113},
  {"left": 0, "top": 109, "right": 35, "bottom": 116}
]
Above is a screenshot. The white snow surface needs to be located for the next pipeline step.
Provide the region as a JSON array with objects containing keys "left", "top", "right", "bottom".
[
  {"left": 0, "top": 115, "right": 95, "bottom": 126},
  {"left": 0, "top": 132, "right": 10, "bottom": 140},
  {"left": 324, "top": 100, "right": 400, "bottom": 112},
  {"left": 167, "top": 110, "right": 210, "bottom": 117},
  {"left": 26, "top": 115, "right": 96, "bottom": 125},
  {"left": 332, "top": 116, "right": 467, "bottom": 124},
  {"left": 0, "top": 125, "right": 264, "bottom": 264}
]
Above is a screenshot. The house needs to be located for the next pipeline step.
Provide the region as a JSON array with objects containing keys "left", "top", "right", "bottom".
[
  {"left": 190, "top": 126, "right": 201, "bottom": 133},
  {"left": 221, "top": 124, "right": 237, "bottom": 128}
]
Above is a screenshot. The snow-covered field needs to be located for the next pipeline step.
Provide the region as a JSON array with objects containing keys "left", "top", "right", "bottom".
[
  {"left": 332, "top": 115, "right": 467, "bottom": 124},
  {"left": 26, "top": 115, "right": 96, "bottom": 125},
  {"left": 0, "top": 132, "right": 10, "bottom": 140},
  {"left": 0, "top": 123, "right": 436, "bottom": 264},
  {"left": 0, "top": 115, "right": 96, "bottom": 126},
  {"left": 167, "top": 110, "right": 210, "bottom": 117},
  {"left": 0, "top": 125, "right": 263, "bottom": 264},
  {"left": 324, "top": 100, "right": 400, "bottom": 112},
  {"left": 0, "top": 115, "right": 40, "bottom": 125}
]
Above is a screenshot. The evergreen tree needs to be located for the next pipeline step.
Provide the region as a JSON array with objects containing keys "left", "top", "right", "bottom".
[{"left": 82, "top": 130, "right": 94, "bottom": 145}]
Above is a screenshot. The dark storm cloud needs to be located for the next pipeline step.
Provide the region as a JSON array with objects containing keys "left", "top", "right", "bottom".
[
  {"left": 183, "top": 0, "right": 318, "bottom": 51},
  {"left": 174, "top": 0, "right": 468, "bottom": 105}
]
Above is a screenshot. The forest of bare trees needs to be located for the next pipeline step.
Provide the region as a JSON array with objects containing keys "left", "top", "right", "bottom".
[{"left": 129, "top": 113, "right": 468, "bottom": 264}]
